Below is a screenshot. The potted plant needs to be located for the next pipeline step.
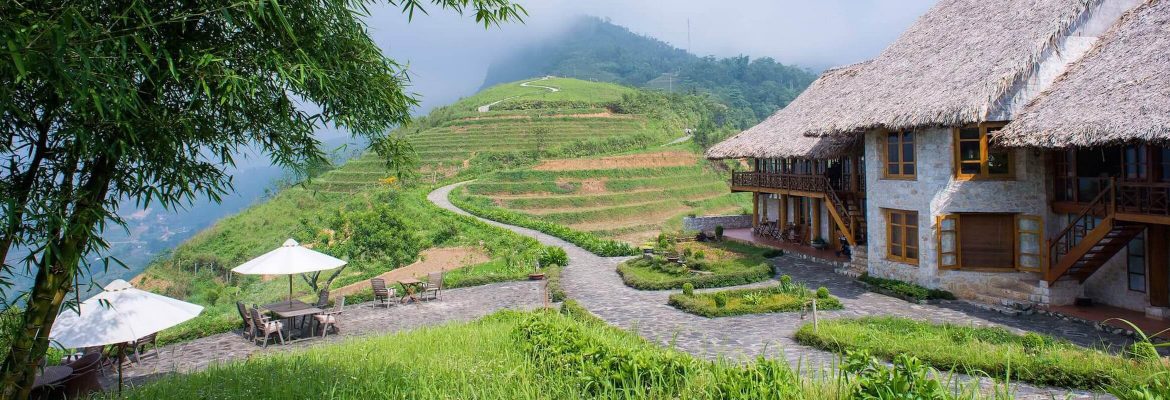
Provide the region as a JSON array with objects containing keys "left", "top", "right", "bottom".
[
  {"left": 528, "top": 260, "right": 545, "bottom": 280},
  {"left": 811, "top": 237, "right": 828, "bottom": 250}
]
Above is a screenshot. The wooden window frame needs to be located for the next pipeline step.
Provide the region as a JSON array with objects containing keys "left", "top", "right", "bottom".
[
  {"left": 952, "top": 122, "right": 1014, "bottom": 180},
  {"left": 885, "top": 209, "right": 919, "bottom": 265},
  {"left": 882, "top": 130, "right": 916, "bottom": 180},
  {"left": 1127, "top": 230, "right": 1148, "bottom": 293},
  {"left": 935, "top": 213, "right": 1045, "bottom": 272}
]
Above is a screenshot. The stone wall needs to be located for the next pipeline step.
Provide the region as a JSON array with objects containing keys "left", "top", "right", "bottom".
[
  {"left": 682, "top": 214, "right": 752, "bottom": 233},
  {"left": 1083, "top": 247, "right": 1148, "bottom": 312}
]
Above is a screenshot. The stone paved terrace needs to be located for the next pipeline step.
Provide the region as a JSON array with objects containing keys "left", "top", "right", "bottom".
[
  {"left": 429, "top": 182, "right": 1133, "bottom": 400},
  {"left": 109, "top": 280, "right": 543, "bottom": 387}
]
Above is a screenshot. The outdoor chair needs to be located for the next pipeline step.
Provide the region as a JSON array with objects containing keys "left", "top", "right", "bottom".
[
  {"left": 371, "top": 278, "right": 396, "bottom": 308},
  {"left": 313, "top": 296, "right": 345, "bottom": 338},
  {"left": 61, "top": 352, "right": 103, "bottom": 399},
  {"left": 422, "top": 272, "right": 443, "bottom": 301},
  {"left": 130, "top": 332, "right": 159, "bottom": 363},
  {"left": 236, "top": 301, "right": 255, "bottom": 340},
  {"left": 250, "top": 305, "right": 285, "bottom": 348}
]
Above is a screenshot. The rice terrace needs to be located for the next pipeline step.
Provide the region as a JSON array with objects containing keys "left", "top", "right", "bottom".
[{"left": 3, "top": 1, "right": 1170, "bottom": 400}]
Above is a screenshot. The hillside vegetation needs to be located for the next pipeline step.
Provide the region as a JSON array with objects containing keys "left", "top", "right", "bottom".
[{"left": 132, "top": 77, "right": 739, "bottom": 343}]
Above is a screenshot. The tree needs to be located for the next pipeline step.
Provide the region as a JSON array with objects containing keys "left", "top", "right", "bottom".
[
  {"left": 299, "top": 202, "right": 421, "bottom": 301},
  {"left": 0, "top": 0, "right": 524, "bottom": 397},
  {"left": 530, "top": 125, "right": 551, "bottom": 157},
  {"left": 373, "top": 132, "right": 420, "bottom": 185}
]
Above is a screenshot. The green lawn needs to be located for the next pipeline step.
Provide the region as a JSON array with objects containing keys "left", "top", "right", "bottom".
[
  {"left": 617, "top": 241, "right": 774, "bottom": 290},
  {"left": 453, "top": 77, "right": 636, "bottom": 112},
  {"left": 795, "top": 316, "right": 1167, "bottom": 391},
  {"left": 114, "top": 305, "right": 1034, "bottom": 400},
  {"left": 669, "top": 277, "right": 842, "bottom": 318}
]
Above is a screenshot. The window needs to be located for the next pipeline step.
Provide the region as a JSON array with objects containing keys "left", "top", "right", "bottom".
[
  {"left": 953, "top": 124, "right": 1013, "bottom": 179},
  {"left": 886, "top": 209, "right": 918, "bottom": 264},
  {"left": 884, "top": 130, "right": 916, "bottom": 179},
  {"left": 1160, "top": 147, "right": 1170, "bottom": 182},
  {"left": 937, "top": 213, "right": 1044, "bottom": 271},
  {"left": 1128, "top": 230, "right": 1147, "bottom": 292},
  {"left": 1124, "top": 144, "right": 1149, "bottom": 181}
]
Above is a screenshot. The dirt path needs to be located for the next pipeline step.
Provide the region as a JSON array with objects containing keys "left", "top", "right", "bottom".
[
  {"left": 333, "top": 246, "right": 490, "bottom": 296},
  {"left": 477, "top": 76, "right": 559, "bottom": 113}
]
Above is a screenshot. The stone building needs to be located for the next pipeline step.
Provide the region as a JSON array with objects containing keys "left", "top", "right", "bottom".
[{"left": 707, "top": 0, "right": 1170, "bottom": 320}]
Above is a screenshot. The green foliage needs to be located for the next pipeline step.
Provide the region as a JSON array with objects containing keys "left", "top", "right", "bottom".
[
  {"left": 669, "top": 282, "right": 843, "bottom": 318},
  {"left": 859, "top": 274, "right": 956, "bottom": 301},
  {"left": 682, "top": 282, "right": 695, "bottom": 297},
  {"left": 545, "top": 265, "right": 566, "bottom": 303},
  {"left": 618, "top": 258, "right": 772, "bottom": 290},
  {"left": 714, "top": 225, "right": 724, "bottom": 240},
  {"left": 844, "top": 351, "right": 950, "bottom": 400},
  {"left": 1127, "top": 341, "right": 1161, "bottom": 363},
  {"left": 816, "top": 287, "right": 831, "bottom": 299},
  {"left": 795, "top": 316, "right": 1163, "bottom": 391},
  {"left": 762, "top": 249, "right": 784, "bottom": 258},
  {"left": 450, "top": 191, "right": 637, "bottom": 256},
  {"left": 373, "top": 133, "right": 421, "bottom": 185},
  {"left": 538, "top": 246, "right": 569, "bottom": 268}
]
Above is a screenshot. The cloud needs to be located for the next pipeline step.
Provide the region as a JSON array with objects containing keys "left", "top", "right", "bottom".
[{"left": 363, "top": 0, "right": 938, "bottom": 112}]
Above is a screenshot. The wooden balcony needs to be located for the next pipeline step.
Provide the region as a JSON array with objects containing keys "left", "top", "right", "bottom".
[
  {"left": 1053, "top": 177, "right": 1170, "bottom": 225},
  {"left": 731, "top": 171, "right": 835, "bottom": 195}
]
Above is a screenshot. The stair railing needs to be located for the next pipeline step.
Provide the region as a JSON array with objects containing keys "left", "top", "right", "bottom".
[
  {"left": 1048, "top": 178, "right": 1115, "bottom": 274},
  {"left": 819, "top": 176, "right": 857, "bottom": 243}
]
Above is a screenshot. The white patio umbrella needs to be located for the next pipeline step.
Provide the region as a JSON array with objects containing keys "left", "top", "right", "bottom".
[
  {"left": 50, "top": 279, "right": 204, "bottom": 392},
  {"left": 231, "top": 238, "right": 346, "bottom": 306}
]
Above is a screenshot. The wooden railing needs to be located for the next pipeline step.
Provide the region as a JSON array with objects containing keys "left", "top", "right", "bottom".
[
  {"left": 731, "top": 172, "right": 828, "bottom": 193},
  {"left": 1056, "top": 176, "right": 1170, "bottom": 219},
  {"left": 1049, "top": 179, "right": 1114, "bottom": 275}
]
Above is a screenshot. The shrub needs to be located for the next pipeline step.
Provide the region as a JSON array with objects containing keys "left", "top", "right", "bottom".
[
  {"left": 762, "top": 249, "right": 783, "bottom": 258},
  {"left": 859, "top": 274, "right": 955, "bottom": 301},
  {"left": 546, "top": 264, "right": 567, "bottom": 303},
  {"left": 694, "top": 250, "right": 706, "bottom": 259},
  {"left": 713, "top": 293, "right": 727, "bottom": 308},
  {"left": 1126, "top": 341, "right": 1160, "bottom": 363},
  {"left": 539, "top": 246, "right": 569, "bottom": 268},
  {"left": 1021, "top": 332, "right": 1047, "bottom": 355},
  {"left": 682, "top": 282, "right": 694, "bottom": 297},
  {"left": 816, "top": 287, "right": 830, "bottom": 299},
  {"left": 714, "top": 225, "right": 724, "bottom": 240}
]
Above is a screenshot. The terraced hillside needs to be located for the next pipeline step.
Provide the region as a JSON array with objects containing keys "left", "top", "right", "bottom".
[{"left": 454, "top": 149, "right": 750, "bottom": 245}]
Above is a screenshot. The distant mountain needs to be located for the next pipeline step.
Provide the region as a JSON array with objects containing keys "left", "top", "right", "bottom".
[{"left": 481, "top": 16, "right": 819, "bottom": 127}]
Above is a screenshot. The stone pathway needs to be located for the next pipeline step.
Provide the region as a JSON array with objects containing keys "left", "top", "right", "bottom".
[
  {"left": 111, "top": 280, "right": 543, "bottom": 386},
  {"left": 430, "top": 182, "right": 1127, "bottom": 399}
]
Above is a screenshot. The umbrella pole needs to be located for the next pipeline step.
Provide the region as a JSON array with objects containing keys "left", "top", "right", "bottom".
[
  {"left": 118, "top": 345, "right": 124, "bottom": 396},
  {"left": 288, "top": 275, "right": 293, "bottom": 306}
]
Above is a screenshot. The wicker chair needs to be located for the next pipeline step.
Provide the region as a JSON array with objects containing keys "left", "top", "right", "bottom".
[
  {"left": 236, "top": 301, "right": 255, "bottom": 340},
  {"left": 250, "top": 306, "right": 285, "bottom": 348},
  {"left": 313, "top": 297, "right": 345, "bottom": 338},
  {"left": 61, "top": 352, "right": 103, "bottom": 398},
  {"left": 422, "top": 272, "right": 443, "bottom": 301},
  {"left": 370, "top": 278, "right": 395, "bottom": 308}
]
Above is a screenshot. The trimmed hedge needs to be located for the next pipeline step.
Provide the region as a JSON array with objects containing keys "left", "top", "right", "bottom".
[
  {"left": 616, "top": 257, "right": 772, "bottom": 290},
  {"left": 859, "top": 274, "right": 955, "bottom": 302},
  {"left": 450, "top": 193, "right": 638, "bottom": 256}
]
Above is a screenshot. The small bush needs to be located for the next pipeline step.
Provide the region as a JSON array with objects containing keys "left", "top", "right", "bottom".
[
  {"left": 816, "top": 287, "right": 830, "bottom": 299},
  {"left": 694, "top": 250, "right": 706, "bottom": 259},
  {"left": 1126, "top": 341, "right": 1160, "bottom": 363},
  {"left": 539, "top": 246, "right": 569, "bottom": 268},
  {"left": 713, "top": 294, "right": 727, "bottom": 308},
  {"left": 859, "top": 274, "right": 955, "bottom": 301},
  {"left": 681, "top": 282, "right": 694, "bottom": 297},
  {"left": 714, "top": 225, "right": 724, "bottom": 240},
  {"left": 1021, "top": 332, "right": 1047, "bottom": 355},
  {"left": 761, "top": 249, "right": 783, "bottom": 258}
]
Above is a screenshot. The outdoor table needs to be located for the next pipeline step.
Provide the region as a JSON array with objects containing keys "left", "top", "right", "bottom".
[
  {"left": 32, "top": 365, "right": 72, "bottom": 390},
  {"left": 397, "top": 277, "right": 424, "bottom": 304},
  {"left": 264, "top": 300, "right": 323, "bottom": 341}
]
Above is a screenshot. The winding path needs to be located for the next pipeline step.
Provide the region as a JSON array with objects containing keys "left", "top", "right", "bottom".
[
  {"left": 430, "top": 182, "right": 1120, "bottom": 399},
  {"left": 477, "top": 76, "right": 559, "bottom": 113}
]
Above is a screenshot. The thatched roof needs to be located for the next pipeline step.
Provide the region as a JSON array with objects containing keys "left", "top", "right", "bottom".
[
  {"left": 705, "top": 62, "right": 866, "bottom": 160},
  {"left": 994, "top": 0, "right": 1170, "bottom": 148},
  {"left": 805, "top": 0, "right": 1104, "bottom": 137}
]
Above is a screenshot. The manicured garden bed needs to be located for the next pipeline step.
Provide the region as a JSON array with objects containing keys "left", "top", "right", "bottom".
[
  {"left": 858, "top": 274, "right": 955, "bottom": 303},
  {"left": 617, "top": 241, "right": 773, "bottom": 290},
  {"left": 794, "top": 316, "right": 1165, "bottom": 391},
  {"left": 668, "top": 277, "right": 843, "bottom": 317}
]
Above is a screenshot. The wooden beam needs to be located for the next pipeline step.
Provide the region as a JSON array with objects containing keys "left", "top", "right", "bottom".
[
  {"left": 1150, "top": 225, "right": 1169, "bottom": 307},
  {"left": 812, "top": 198, "right": 823, "bottom": 242},
  {"left": 1116, "top": 213, "right": 1170, "bottom": 226},
  {"left": 778, "top": 194, "right": 788, "bottom": 228},
  {"left": 751, "top": 192, "right": 759, "bottom": 228},
  {"left": 824, "top": 200, "right": 857, "bottom": 247}
]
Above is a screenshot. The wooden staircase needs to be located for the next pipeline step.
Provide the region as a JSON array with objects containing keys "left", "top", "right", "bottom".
[
  {"left": 822, "top": 177, "right": 866, "bottom": 247},
  {"left": 1047, "top": 180, "right": 1144, "bottom": 283}
]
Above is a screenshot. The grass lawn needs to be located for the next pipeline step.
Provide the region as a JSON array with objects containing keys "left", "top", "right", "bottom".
[
  {"left": 116, "top": 304, "right": 1044, "bottom": 400},
  {"left": 794, "top": 316, "right": 1167, "bottom": 391},
  {"left": 669, "top": 278, "right": 842, "bottom": 318},
  {"left": 617, "top": 241, "right": 773, "bottom": 290}
]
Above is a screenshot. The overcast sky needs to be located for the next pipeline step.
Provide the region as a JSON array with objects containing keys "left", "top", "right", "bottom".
[{"left": 363, "top": 0, "right": 938, "bottom": 113}]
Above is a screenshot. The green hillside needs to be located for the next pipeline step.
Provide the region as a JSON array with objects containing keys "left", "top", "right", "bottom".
[{"left": 134, "top": 77, "right": 737, "bottom": 343}]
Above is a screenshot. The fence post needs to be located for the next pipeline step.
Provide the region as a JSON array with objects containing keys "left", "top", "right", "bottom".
[{"left": 811, "top": 298, "right": 819, "bottom": 332}]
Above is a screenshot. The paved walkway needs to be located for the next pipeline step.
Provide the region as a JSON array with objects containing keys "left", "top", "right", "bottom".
[
  {"left": 430, "top": 182, "right": 1126, "bottom": 399},
  {"left": 111, "top": 280, "right": 543, "bottom": 386}
]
